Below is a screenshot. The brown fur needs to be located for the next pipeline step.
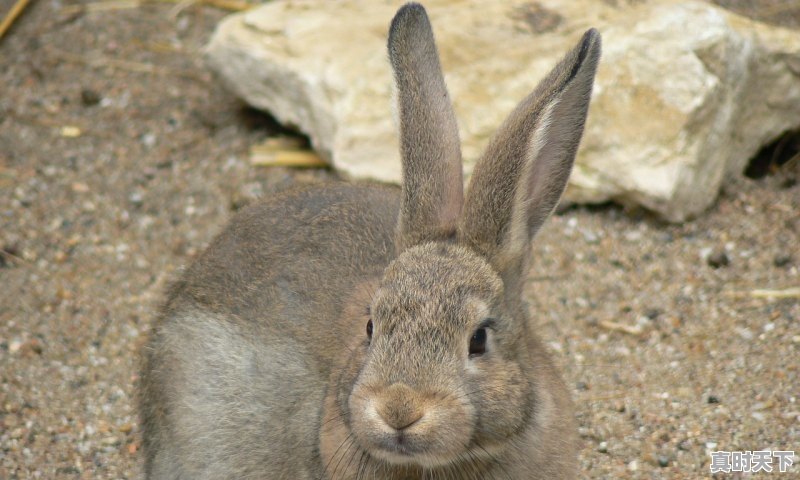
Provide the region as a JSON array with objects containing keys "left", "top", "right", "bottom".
[{"left": 139, "top": 3, "right": 601, "bottom": 479}]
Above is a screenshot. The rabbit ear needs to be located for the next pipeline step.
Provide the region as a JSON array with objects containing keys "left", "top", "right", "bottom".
[
  {"left": 389, "top": 3, "right": 464, "bottom": 251},
  {"left": 459, "top": 29, "right": 601, "bottom": 278}
]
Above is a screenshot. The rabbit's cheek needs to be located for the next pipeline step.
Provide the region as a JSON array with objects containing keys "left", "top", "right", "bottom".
[{"left": 471, "top": 363, "right": 533, "bottom": 444}]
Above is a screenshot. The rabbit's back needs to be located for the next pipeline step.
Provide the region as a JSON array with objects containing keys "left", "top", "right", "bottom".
[
  {"left": 140, "top": 183, "right": 399, "bottom": 479},
  {"left": 171, "top": 183, "right": 398, "bottom": 332}
]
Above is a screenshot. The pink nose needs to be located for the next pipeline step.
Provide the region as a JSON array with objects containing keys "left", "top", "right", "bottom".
[{"left": 375, "top": 383, "right": 425, "bottom": 431}]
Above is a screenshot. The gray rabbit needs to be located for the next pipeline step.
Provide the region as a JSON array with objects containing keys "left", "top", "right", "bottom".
[{"left": 140, "top": 3, "right": 601, "bottom": 478}]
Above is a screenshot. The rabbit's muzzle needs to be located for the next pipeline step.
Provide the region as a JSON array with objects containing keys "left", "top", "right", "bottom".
[{"left": 348, "top": 381, "right": 474, "bottom": 467}]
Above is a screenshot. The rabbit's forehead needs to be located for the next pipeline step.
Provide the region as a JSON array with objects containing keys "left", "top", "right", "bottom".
[
  {"left": 372, "top": 292, "right": 489, "bottom": 323},
  {"left": 373, "top": 243, "right": 502, "bottom": 320}
]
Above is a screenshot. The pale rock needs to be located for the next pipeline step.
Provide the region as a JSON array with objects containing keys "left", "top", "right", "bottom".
[{"left": 205, "top": 0, "right": 800, "bottom": 221}]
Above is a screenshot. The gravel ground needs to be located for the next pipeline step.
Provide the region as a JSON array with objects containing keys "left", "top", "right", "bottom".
[{"left": 0, "top": 1, "right": 798, "bottom": 479}]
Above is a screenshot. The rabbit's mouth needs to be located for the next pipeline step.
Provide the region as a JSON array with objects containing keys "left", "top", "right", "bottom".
[
  {"left": 372, "top": 437, "right": 420, "bottom": 461},
  {"left": 357, "top": 409, "right": 472, "bottom": 468},
  {"left": 367, "top": 438, "right": 457, "bottom": 468},
  {"left": 360, "top": 418, "right": 454, "bottom": 467}
]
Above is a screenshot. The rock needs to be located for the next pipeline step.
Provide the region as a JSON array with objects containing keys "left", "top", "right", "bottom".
[{"left": 205, "top": 0, "right": 800, "bottom": 221}]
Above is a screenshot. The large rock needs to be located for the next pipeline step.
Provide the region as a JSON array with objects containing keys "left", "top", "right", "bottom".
[{"left": 205, "top": 0, "right": 800, "bottom": 221}]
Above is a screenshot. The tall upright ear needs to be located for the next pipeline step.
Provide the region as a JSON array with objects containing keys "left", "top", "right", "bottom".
[
  {"left": 459, "top": 29, "right": 601, "bottom": 277},
  {"left": 389, "top": 3, "right": 464, "bottom": 251}
]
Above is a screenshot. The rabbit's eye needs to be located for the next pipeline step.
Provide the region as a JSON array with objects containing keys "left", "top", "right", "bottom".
[
  {"left": 366, "top": 319, "right": 373, "bottom": 339},
  {"left": 469, "top": 327, "right": 487, "bottom": 357}
]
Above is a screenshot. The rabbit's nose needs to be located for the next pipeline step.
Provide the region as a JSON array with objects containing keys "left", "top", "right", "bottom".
[{"left": 376, "top": 382, "right": 424, "bottom": 431}]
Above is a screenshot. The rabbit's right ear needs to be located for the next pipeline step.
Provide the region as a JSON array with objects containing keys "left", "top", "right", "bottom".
[
  {"left": 459, "top": 30, "right": 601, "bottom": 281},
  {"left": 389, "top": 3, "right": 464, "bottom": 251}
]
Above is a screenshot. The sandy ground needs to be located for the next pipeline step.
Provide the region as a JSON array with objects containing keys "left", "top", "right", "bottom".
[{"left": 0, "top": 1, "right": 798, "bottom": 478}]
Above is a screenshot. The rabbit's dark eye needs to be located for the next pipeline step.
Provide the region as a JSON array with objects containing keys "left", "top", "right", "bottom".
[
  {"left": 366, "top": 319, "right": 373, "bottom": 339},
  {"left": 469, "top": 327, "right": 487, "bottom": 357}
]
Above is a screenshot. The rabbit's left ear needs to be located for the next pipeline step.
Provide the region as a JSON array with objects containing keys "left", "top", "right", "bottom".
[
  {"left": 459, "top": 29, "right": 601, "bottom": 277},
  {"left": 389, "top": 3, "right": 464, "bottom": 251}
]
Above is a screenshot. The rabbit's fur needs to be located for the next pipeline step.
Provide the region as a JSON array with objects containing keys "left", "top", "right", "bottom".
[{"left": 140, "top": 3, "right": 601, "bottom": 479}]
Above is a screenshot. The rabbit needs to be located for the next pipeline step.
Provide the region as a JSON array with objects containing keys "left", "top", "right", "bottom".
[{"left": 139, "top": 2, "right": 601, "bottom": 479}]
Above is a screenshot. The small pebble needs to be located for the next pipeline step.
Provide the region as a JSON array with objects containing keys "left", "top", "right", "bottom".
[
  {"left": 624, "top": 230, "right": 642, "bottom": 242},
  {"left": 736, "top": 327, "right": 754, "bottom": 340},
  {"left": 707, "top": 250, "right": 729, "bottom": 268},
  {"left": 597, "top": 441, "right": 608, "bottom": 453},
  {"left": 141, "top": 133, "right": 157, "bottom": 148},
  {"left": 774, "top": 253, "right": 792, "bottom": 267},
  {"left": 582, "top": 229, "right": 599, "bottom": 244},
  {"left": 0, "top": 244, "right": 20, "bottom": 268},
  {"left": 645, "top": 308, "right": 662, "bottom": 320},
  {"left": 658, "top": 455, "right": 670, "bottom": 467},
  {"left": 24, "top": 338, "right": 43, "bottom": 355},
  {"left": 9, "top": 339, "right": 23, "bottom": 353},
  {"left": 71, "top": 182, "right": 89, "bottom": 193},
  {"left": 129, "top": 192, "right": 144, "bottom": 207},
  {"left": 118, "top": 423, "right": 134, "bottom": 434},
  {"left": 81, "top": 88, "right": 101, "bottom": 107},
  {"left": 56, "top": 466, "right": 81, "bottom": 475}
]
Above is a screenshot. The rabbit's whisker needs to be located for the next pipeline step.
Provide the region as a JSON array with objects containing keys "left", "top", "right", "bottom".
[
  {"left": 356, "top": 448, "right": 371, "bottom": 480},
  {"left": 323, "top": 432, "right": 353, "bottom": 479},
  {"left": 333, "top": 434, "right": 360, "bottom": 480},
  {"left": 475, "top": 440, "right": 513, "bottom": 480}
]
